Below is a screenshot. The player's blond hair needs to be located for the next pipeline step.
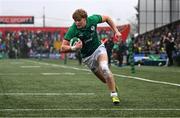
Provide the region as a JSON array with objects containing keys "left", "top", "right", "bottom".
[{"left": 72, "top": 9, "right": 88, "bottom": 21}]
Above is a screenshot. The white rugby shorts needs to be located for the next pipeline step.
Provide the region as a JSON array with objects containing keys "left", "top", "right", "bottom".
[{"left": 83, "top": 44, "right": 107, "bottom": 72}]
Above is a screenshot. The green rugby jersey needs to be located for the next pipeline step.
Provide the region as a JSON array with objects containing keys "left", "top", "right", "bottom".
[{"left": 64, "top": 15, "right": 102, "bottom": 58}]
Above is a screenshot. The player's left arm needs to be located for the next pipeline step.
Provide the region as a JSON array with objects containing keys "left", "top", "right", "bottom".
[{"left": 101, "top": 15, "right": 122, "bottom": 40}]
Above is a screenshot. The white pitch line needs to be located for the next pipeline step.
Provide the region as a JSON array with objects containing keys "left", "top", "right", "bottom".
[
  {"left": 0, "top": 72, "right": 90, "bottom": 76},
  {"left": 26, "top": 60, "right": 90, "bottom": 72},
  {"left": 25, "top": 60, "right": 180, "bottom": 87},
  {"left": 0, "top": 73, "right": 35, "bottom": 76},
  {"left": 10, "top": 62, "right": 24, "bottom": 64},
  {"left": 0, "top": 108, "right": 180, "bottom": 111},
  {"left": 0, "top": 93, "right": 95, "bottom": 96},
  {"left": 113, "top": 74, "right": 180, "bottom": 87},
  {"left": 41, "top": 72, "right": 75, "bottom": 75},
  {"left": 20, "top": 66, "right": 41, "bottom": 68}
]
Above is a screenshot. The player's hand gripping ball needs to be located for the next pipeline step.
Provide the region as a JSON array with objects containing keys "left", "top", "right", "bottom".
[
  {"left": 70, "top": 37, "right": 82, "bottom": 50},
  {"left": 70, "top": 37, "right": 80, "bottom": 46}
]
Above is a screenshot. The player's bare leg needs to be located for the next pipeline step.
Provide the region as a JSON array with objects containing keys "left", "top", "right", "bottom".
[
  {"left": 93, "top": 70, "right": 106, "bottom": 83},
  {"left": 95, "top": 53, "right": 120, "bottom": 105}
]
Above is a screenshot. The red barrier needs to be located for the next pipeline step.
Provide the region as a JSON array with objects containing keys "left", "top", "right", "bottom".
[
  {"left": 0, "top": 24, "right": 130, "bottom": 42},
  {"left": 97, "top": 24, "right": 130, "bottom": 42}
]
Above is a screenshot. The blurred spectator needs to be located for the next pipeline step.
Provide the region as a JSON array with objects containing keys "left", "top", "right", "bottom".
[
  {"left": 105, "top": 37, "right": 114, "bottom": 66},
  {"left": 163, "top": 32, "right": 176, "bottom": 66},
  {"left": 76, "top": 50, "right": 82, "bottom": 65},
  {"left": 117, "top": 41, "right": 127, "bottom": 66}
]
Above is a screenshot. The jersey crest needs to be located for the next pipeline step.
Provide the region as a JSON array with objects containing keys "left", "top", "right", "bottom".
[{"left": 91, "top": 26, "right": 95, "bottom": 31}]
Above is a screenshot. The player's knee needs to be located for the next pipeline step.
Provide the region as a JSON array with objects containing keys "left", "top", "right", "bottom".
[{"left": 99, "top": 61, "right": 110, "bottom": 79}]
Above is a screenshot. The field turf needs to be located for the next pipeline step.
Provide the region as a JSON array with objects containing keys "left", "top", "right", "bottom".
[{"left": 0, "top": 59, "right": 180, "bottom": 117}]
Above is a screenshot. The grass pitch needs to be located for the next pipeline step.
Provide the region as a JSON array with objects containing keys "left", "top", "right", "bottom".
[{"left": 0, "top": 59, "right": 180, "bottom": 117}]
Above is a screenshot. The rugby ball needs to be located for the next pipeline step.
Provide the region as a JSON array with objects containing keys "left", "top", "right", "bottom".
[{"left": 70, "top": 37, "right": 81, "bottom": 46}]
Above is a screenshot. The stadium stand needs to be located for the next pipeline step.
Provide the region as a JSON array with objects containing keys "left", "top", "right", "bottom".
[{"left": 134, "top": 20, "right": 180, "bottom": 66}]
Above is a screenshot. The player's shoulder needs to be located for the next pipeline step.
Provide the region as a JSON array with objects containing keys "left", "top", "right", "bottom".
[
  {"left": 88, "top": 14, "right": 102, "bottom": 20},
  {"left": 64, "top": 23, "right": 77, "bottom": 40},
  {"left": 88, "top": 15, "right": 102, "bottom": 24},
  {"left": 67, "top": 23, "right": 78, "bottom": 33},
  {"left": 70, "top": 23, "right": 77, "bottom": 30}
]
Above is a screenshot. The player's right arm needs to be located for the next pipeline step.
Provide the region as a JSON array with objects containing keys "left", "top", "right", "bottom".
[
  {"left": 61, "top": 24, "right": 82, "bottom": 53},
  {"left": 60, "top": 39, "right": 71, "bottom": 53},
  {"left": 60, "top": 39, "right": 82, "bottom": 53},
  {"left": 60, "top": 25, "right": 75, "bottom": 53}
]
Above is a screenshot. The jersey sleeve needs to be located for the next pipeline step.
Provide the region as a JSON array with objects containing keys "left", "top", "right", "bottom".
[
  {"left": 64, "top": 24, "right": 76, "bottom": 41},
  {"left": 89, "top": 15, "right": 102, "bottom": 25}
]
